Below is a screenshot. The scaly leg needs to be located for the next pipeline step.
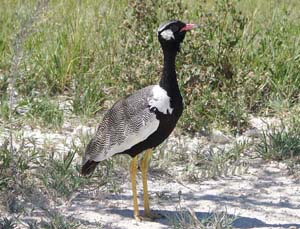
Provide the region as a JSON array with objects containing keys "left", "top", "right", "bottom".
[
  {"left": 130, "top": 156, "right": 141, "bottom": 221},
  {"left": 141, "top": 149, "right": 153, "bottom": 217},
  {"left": 141, "top": 149, "right": 162, "bottom": 220}
]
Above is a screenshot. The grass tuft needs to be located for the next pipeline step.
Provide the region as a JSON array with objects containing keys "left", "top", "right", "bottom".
[
  {"left": 170, "top": 206, "right": 236, "bottom": 229},
  {"left": 256, "top": 120, "right": 300, "bottom": 163},
  {"left": 35, "top": 148, "right": 86, "bottom": 198}
]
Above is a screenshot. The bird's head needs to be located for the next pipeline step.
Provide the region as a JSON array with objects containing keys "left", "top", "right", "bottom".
[{"left": 157, "top": 20, "right": 198, "bottom": 52}]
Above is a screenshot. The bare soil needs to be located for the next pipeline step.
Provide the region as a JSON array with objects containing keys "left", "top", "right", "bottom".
[{"left": 1, "top": 117, "right": 300, "bottom": 228}]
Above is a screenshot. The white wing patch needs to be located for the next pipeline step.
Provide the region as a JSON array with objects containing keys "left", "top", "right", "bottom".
[
  {"left": 149, "top": 85, "right": 173, "bottom": 114},
  {"left": 94, "top": 114, "right": 159, "bottom": 161},
  {"left": 160, "top": 29, "right": 175, "bottom": 40}
]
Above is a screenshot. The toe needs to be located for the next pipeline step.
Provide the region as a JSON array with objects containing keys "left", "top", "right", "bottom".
[{"left": 134, "top": 214, "right": 142, "bottom": 222}]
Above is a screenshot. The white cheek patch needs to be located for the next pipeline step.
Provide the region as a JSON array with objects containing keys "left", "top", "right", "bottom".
[
  {"left": 160, "top": 29, "right": 175, "bottom": 40},
  {"left": 149, "top": 85, "right": 173, "bottom": 114}
]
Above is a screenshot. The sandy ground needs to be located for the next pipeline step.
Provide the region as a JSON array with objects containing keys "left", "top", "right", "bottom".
[
  {"left": 65, "top": 159, "right": 300, "bottom": 228},
  {"left": 1, "top": 116, "right": 300, "bottom": 228}
]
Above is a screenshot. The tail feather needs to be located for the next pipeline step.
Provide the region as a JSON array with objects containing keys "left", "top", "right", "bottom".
[{"left": 81, "top": 160, "right": 99, "bottom": 176}]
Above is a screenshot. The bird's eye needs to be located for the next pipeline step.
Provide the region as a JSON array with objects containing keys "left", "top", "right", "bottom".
[{"left": 170, "top": 25, "right": 179, "bottom": 32}]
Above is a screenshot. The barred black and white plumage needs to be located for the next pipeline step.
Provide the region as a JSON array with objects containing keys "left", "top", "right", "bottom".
[{"left": 82, "top": 86, "right": 161, "bottom": 175}]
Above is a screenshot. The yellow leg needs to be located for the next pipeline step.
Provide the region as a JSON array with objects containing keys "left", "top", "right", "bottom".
[
  {"left": 141, "top": 149, "right": 153, "bottom": 218},
  {"left": 130, "top": 156, "right": 141, "bottom": 221}
]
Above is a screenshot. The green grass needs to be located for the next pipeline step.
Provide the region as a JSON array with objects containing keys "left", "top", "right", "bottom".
[
  {"left": 256, "top": 119, "right": 300, "bottom": 162},
  {"left": 25, "top": 97, "right": 64, "bottom": 127},
  {"left": 36, "top": 149, "right": 85, "bottom": 198},
  {"left": 1, "top": 0, "right": 300, "bottom": 132}
]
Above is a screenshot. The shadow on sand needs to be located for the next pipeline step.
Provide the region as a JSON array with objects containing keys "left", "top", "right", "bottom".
[{"left": 108, "top": 208, "right": 300, "bottom": 228}]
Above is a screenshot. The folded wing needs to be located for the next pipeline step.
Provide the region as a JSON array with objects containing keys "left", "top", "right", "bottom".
[{"left": 82, "top": 86, "right": 159, "bottom": 166}]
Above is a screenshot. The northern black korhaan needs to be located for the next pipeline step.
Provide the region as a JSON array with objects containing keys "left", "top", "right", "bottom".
[{"left": 81, "top": 20, "right": 198, "bottom": 221}]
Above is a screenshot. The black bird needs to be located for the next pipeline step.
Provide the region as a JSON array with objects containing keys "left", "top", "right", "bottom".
[{"left": 81, "top": 20, "right": 198, "bottom": 221}]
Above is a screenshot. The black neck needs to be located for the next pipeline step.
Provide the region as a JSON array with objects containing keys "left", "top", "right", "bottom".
[{"left": 159, "top": 47, "right": 179, "bottom": 94}]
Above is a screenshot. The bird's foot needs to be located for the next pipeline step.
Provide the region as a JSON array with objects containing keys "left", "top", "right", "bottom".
[{"left": 134, "top": 214, "right": 143, "bottom": 222}]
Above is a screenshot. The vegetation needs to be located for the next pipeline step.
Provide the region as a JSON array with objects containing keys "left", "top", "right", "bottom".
[
  {"left": 1, "top": 0, "right": 300, "bottom": 227},
  {"left": 1, "top": 0, "right": 300, "bottom": 131},
  {"left": 256, "top": 118, "right": 300, "bottom": 164},
  {"left": 0, "top": 217, "right": 17, "bottom": 229},
  {"left": 0, "top": 138, "right": 107, "bottom": 227},
  {"left": 171, "top": 206, "right": 236, "bottom": 229}
]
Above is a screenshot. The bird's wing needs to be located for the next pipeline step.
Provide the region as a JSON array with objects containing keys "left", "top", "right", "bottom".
[{"left": 83, "top": 85, "right": 161, "bottom": 163}]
